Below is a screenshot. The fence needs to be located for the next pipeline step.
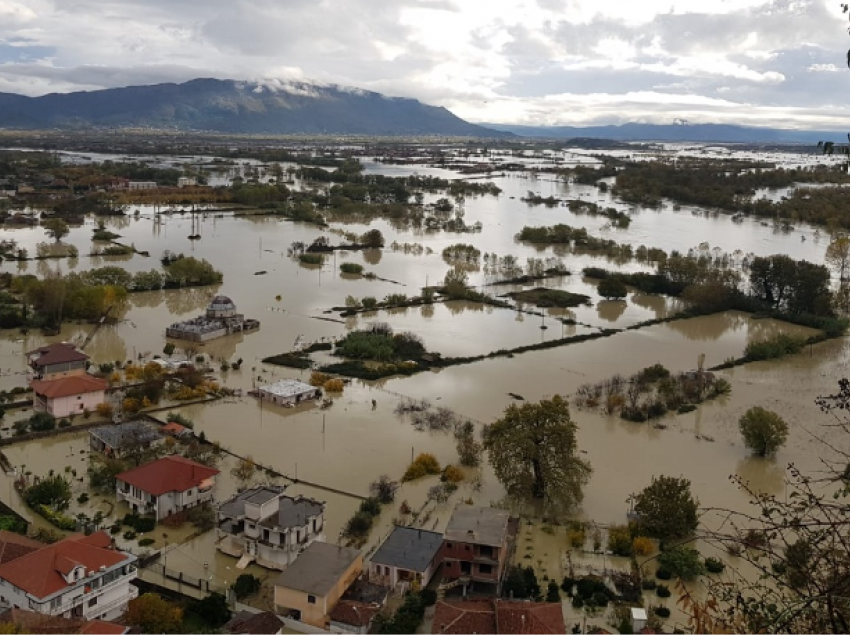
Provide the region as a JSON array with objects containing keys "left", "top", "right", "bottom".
[{"left": 143, "top": 562, "right": 229, "bottom": 596}]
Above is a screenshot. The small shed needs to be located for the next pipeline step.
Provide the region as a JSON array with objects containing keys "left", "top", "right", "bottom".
[
  {"left": 631, "top": 607, "right": 648, "bottom": 632},
  {"left": 258, "top": 379, "right": 321, "bottom": 407}
]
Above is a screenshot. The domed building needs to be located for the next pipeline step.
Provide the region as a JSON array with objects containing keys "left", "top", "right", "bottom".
[
  {"left": 165, "top": 295, "right": 260, "bottom": 343},
  {"left": 207, "top": 295, "right": 238, "bottom": 319}
]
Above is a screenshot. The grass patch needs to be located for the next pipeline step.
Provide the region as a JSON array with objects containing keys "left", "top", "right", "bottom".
[{"left": 504, "top": 287, "right": 591, "bottom": 308}]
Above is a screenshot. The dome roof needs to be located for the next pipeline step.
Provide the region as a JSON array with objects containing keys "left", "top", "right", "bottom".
[{"left": 208, "top": 295, "right": 236, "bottom": 311}]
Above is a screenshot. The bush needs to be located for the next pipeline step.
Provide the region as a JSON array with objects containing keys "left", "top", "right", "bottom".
[
  {"left": 324, "top": 379, "right": 344, "bottom": 392},
  {"left": 607, "top": 525, "right": 633, "bottom": 557},
  {"left": 420, "top": 589, "right": 437, "bottom": 606},
  {"left": 138, "top": 538, "right": 155, "bottom": 547},
  {"left": 123, "top": 530, "right": 138, "bottom": 540},
  {"left": 29, "top": 412, "right": 56, "bottom": 432},
  {"left": 340, "top": 262, "right": 364, "bottom": 275},
  {"left": 123, "top": 514, "right": 156, "bottom": 533},
  {"left": 633, "top": 536, "right": 654, "bottom": 556},
  {"left": 58, "top": 418, "right": 71, "bottom": 428},
  {"left": 642, "top": 579, "right": 658, "bottom": 590},
  {"left": 654, "top": 606, "right": 671, "bottom": 618},
  {"left": 362, "top": 296, "right": 378, "bottom": 310},
  {"left": 705, "top": 556, "right": 726, "bottom": 573},
  {"left": 77, "top": 493, "right": 89, "bottom": 504},
  {"left": 95, "top": 402, "right": 114, "bottom": 418},
  {"left": 441, "top": 465, "right": 464, "bottom": 483},
  {"left": 299, "top": 253, "right": 324, "bottom": 265},
  {"left": 568, "top": 529, "right": 586, "bottom": 548},
  {"left": 658, "top": 546, "right": 705, "bottom": 580},
  {"left": 656, "top": 585, "right": 671, "bottom": 598},
  {"left": 231, "top": 574, "right": 261, "bottom": 600},
  {"left": 402, "top": 453, "right": 441, "bottom": 482},
  {"left": 744, "top": 334, "right": 806, "bottom": 361},
  {"left": 655, "top": 567, "right": 672, "bottom": 580}
]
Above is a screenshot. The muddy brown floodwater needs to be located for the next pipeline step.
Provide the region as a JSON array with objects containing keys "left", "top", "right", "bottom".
[{"left": 0, "top": 146, "right": 847, "bottom": 629}]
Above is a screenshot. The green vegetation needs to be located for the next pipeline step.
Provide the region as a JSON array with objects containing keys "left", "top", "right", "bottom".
[
  {"left": 744, "top": 334, "right": 807, "bottom": 361},
  {"left": 374, "top": 590, "right": 431, "bottom": 634},
  {"left": 402, "top": 453, "right": 441, "bottom": 482},
  {"left": 598, "top": 278, "right": 628, "bottom": 300},
  {"left": 739, "top": 406, "right": 789, "bottom": 457},
  {"left": 298, "top": 253, "right": 324, "bottom": 265},
  {"left": 657, "top": 546, "right": 705, "bottom": 580},
  {"left": 339, "top": 262, "right": 364, "bottom": 275},
  {"left": 503, "top": 566, "right": 542, "bottom": 600},
  {"left": 485, "top": 395, "right": 591, "bottom": 515},
  {"left": 505, "top": 287, "right": 591, "bottom": 308},
  {"left": 634, "top": 476, "right": 699, "bottom": 540},
  {"left": 231, "top": 574, "right": 261, "bottom": 600},
  {"left": 341, "top": 497, "right": 383, "bottom": 544},
  {"left": 337, "top": 324, "right": 426, "bottom": 361}
]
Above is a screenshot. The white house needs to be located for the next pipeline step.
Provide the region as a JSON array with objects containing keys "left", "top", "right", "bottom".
[
  {"left": 127, "top": 181, "right": 157, "bottom": 190},
  {"left": 368, "top": 526, "right": 443, "bottom": 588},
  {"left": 177, "top": 177, "right": 197, "bottom": 187},
  {"left": 257, "top": 379, "right": 321, "bottom": 407},
  {"left": 116, "top": 455, "right": 219, "bottom": 520},
  {"left": 26, "top": 344, "right": 108, "bottom": 418},
  {"left": 0, "top": 532, "right": 138, "bottom": 622},
  {"left": 217, "top": 485, "right": 326, "bottom": 570}
]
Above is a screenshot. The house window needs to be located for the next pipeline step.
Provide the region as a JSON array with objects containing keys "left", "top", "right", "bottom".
[
  {"left": 50, "top": 597, "right": 62, "bottom": 610},
  {"left": 478, "top": 564, "right": 493, "bottom": 575},
  {"left": 464, "top": 545, "right": 471, "bottom": 551},
  {"left": 88, "top": 597, "right": 98, "bottom": 607},
  {"left": 307, "top": 595, "right": 316, "bottom": 605},
  {"left": 446, "top": 542, "right": 453, "bottom": 549}
]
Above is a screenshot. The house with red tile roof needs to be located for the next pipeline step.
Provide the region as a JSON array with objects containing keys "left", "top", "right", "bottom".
[
  {"left": 25, "top": 343, "right": 107, "bottom": 418},
  {"left": 0, "top": 532, "right": 137, "bottom": 622},
  {"left": 0, "top": 531, "right": 43, "bottom": 566},
  {"left": 432, "top": 598, "right": 566, "bottom": 634},
  {"left": 116, "top": 455, "right": 219, "bottom": 520},
  {"left": 328, "top": 599, "right": 382, "bottom": 634}
]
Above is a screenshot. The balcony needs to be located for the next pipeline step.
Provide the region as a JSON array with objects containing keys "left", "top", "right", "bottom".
[{"left": 53, "top": 573, "right": 136, "bottom": 616}]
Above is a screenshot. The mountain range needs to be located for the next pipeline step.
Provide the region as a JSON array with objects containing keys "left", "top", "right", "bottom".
[
  {"left": 0, "top": 78, "right": 845, "bottom": 143},
  {"left": 483, "top": 122, "right": 848, "bottom": 144},
  {"left": 0, "top": 78, "right": 506, "bottom": 137}
]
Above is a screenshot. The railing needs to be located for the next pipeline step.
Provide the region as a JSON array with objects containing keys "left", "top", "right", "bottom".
[
  {"left": 84, "top": 586, "right": 138, "bottom": 620},
  {"left": 53, "top": 575, "right": 136, "bottom": 616}
]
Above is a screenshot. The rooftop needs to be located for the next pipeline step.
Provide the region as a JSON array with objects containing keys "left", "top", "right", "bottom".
[
  {"left": 444, "top": 505, "right": 511, "bottom": 547},
  {"left": 432, "top": 599, "right": 566, "bottom": 635},
  {"left": 116, "top": 455, "right": 219, "bottom": 496},
  {"left": 208, "top": 295, "right": 236, "bottom": 311},
  {"left": 0, "top": 532, "right": 133, "bottom": 600},
  {"left": 218, "top": 485, "right": 286, "bottom": 518},
  {"left": 260, "top": 495, "right": 325, "bottom": 530},
  {"left": 30, "top": 374, "right": 108, "bottom": 399},
  {"left": 259, "top": 379, "right": 318, "bottom": 399},
  {"left": 329, "top": 600, "right": 381, "bottom": 628},
  {"left": 26, "top": 343, "right": 89, "bottom": 367},
  {"left": 223, "top": 610, "right": 284, "bottom": 635},
  {"left": 0, "top": 530, "right": 43, "bottom": 566},
  {"left": 90, "top": 420, "right": 163, "bottom": 450},
  {"left": 275, "top": 542, "right": 361, "bottom": 597},
  {"left": 0, "top": 609, "right": 126, "bottom": 635},
  {"left": 370, "top": 526, "right": 442, "bottom": 573}
]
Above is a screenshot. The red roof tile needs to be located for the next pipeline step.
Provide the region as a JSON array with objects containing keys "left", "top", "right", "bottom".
[
  {"left": 329, "top": 600, "right": 381, "bottom": 628},
  {"left": 433, "top": 599, "right": 497, "bottom": 634},
  {"left": 433, "top": 600, "right": 566, "bottom": 635},
  {"left": 30, "top": 374, "right": 108, "bottom": 399},
  {"left": 162, "top": 422, "right": 188, "bottom": 435},
  {"left": 27, "top": 343, "right": 89, "bottom": 367},
  {"left": 0, "top": 530, "right": 44, "bottom": 565},
  {"left": 0, "top": 532, "right": 131, "bottom": 599},
  {"left": 116, "top": 455, "right": 219, "bottom": 496}
]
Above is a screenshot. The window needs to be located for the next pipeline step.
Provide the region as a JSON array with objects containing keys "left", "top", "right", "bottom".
[
  {"left": 307, "top": 595, "right": 316, "bottom": 605},
  {"left": 478, "top": 564, "right": 493, "bottom": 575},
  {"left": 50, "top": 597, "right": 62, "bottom": 610},
  {"left": 446, "top": 542, "right": 453, "bottom": 549},
  {"left": 88, "top": 597, "right": 98, "bottom": 607},
  {"left": 464, "top": 545, "right": 471, "bottom": 551}
]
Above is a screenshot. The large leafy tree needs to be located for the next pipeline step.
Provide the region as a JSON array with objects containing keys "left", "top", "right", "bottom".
[
  {"left": 125, "top": 593, "right": 183, "bottom": 633},
  {"left": 633, "top": 475, "right": 699, "bottom": 541},
  {"left": 484, "top": 395, "right": 591, "bottom": 513},
  {"left": 739, "top": 406, "right": 789, "bottom": 457}
]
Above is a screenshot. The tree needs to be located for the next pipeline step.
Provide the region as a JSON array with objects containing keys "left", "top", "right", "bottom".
[
  {"left": 634, "top": 476, "right": 698, "bottom": 540},
  {"left": 826, "top": 235, "right": 850, "bottom": 281},
  {"left": 42, "top": 218, "right": 69, "bottom": 242},
  {"left": 546, "top": 580, "right": 561, "bottom": 602},
  {"left": 187, "top": 592, "right": 232, "bottom": 628},
  {"left": 657, "top": 546, "right": 705, "bottom": 580},
  {"left": 24, "top": 474, "right": 71, "bottom": 511},
  {"left": 739, "top": 406, "right": 789, "bottom": 457},
  {"left": 231, "top": 456, "right": 257, "bottom": 485},
  {"left": 369, "top": 475, "right": 397, "bottom": 504},
  {"left": 231, "top": 574, "right": 261, "bottom": 600},
  {"left": 360, "top": 228, "right": 385, "bottom": 248},
  {"left": 454, "top": 421, "right": 483, "bottom": 467},
  {"left": 443, "top": 267, "right": 470, "bottom": 298},
  {"left": 125, "top": 593, "right": 183, "bottom": 633},
  {"left": 484, "top": 395, "right": 591, "bottom": 513},
  {"left": 597, "top": 278, "right": 627, "bottom": 300}
]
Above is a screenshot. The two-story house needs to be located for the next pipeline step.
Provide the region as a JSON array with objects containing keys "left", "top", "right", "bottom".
[
  {"left": 440, "top": 506, "right": 514, "bottom": 596},
  {"left": 216, "top": 485, "right": 326, "bottom": 570},
  {"left": 0, "top": 532, "right": 138, "bottom": 622},
  {"left": 115, "top": 455, "right": 219, "bottom": 521},
  {"left": 26, "top": 344, "right": 107, "bottom": 418},
  {"left": 368, "top": 526, "right": 443, "bottom": 588}
]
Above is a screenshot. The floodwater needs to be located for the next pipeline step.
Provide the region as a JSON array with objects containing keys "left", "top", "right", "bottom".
[{"left": 1, "top": 146, "right": 848, "bottom": 623}]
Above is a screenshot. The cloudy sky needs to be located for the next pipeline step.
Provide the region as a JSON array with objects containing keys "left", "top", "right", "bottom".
[{"left": 0, "top": 0, "right": 848, "bottom": 129}]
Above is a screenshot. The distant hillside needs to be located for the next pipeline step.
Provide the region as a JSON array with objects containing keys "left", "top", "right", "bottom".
[
  {"left": 0, "top": 78, "right": 508, "bottom": 137},
  {"left": 482, "top": 122, "right": 846, "bottom": 144}
]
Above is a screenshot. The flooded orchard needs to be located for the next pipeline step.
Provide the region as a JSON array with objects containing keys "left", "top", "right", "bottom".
[{"left": 1, "top": 143, "right": 848, "bottom": 629}]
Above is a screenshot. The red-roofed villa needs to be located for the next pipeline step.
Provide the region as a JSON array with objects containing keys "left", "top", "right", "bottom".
[
  {"left": 116, "top": 455, "right": 219, "bottom": 520},
  {"left": 0, "top": 532, "right": 137, "bottom": 622},
  {"left": 25, "top": 344, "right": 107, "bottom": 418}
]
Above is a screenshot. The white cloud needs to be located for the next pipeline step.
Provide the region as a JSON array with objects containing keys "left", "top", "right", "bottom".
[{"left": 0, "top": 0, "right": 846, "bottom": 128}]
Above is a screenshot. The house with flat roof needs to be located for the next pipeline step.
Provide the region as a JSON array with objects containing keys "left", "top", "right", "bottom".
[
  {"left": 116, "top": 456, "right": 219, "bottom": 520},
  {"left": 0, "top": 532, "right": 137, "bottom": 622},
  {"left": 368, "top": 526, "right": 442, "bottom": 588},
  {"left": 274, "top": 542, "right": 362, "bottom": 629},
  {"left": 89, "top": 421, "right": 164, "bottom": 458},
  {"left": 217, "top": 485, "right": 325, "bottom": 570},
  {"left": 440, "top": 506, "right": 514, "bottom": 595},
  {"left": 257, "top": 379, "right": 321, "bottom": 407}
]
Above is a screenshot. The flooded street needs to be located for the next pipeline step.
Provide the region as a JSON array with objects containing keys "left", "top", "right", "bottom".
[{"left": 1, "top": 145, "right": 847, "bottom": 628}]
